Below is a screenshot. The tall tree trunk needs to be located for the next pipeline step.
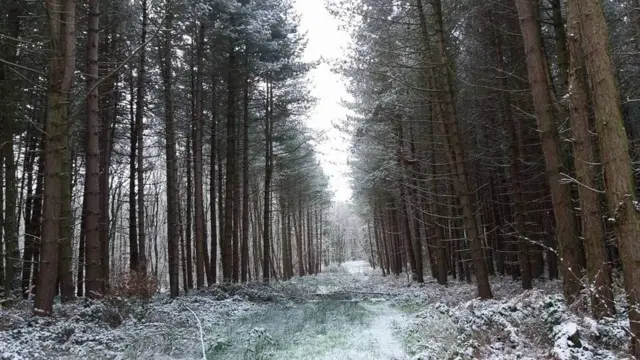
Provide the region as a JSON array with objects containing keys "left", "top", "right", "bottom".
[
  {"left": 179, "top": 195, "right": 188, "bottom": 293},
  {"left": 162, "top": 6, "right": 180, "bottom": 298},
  {"left": 427, "top": 120, "right": 448, "bottom": 285},
  {"left": 210, "top": 73, "right": 218, "bottom": 284},
  {"left": 306, "top": 207, "right": 314, "bottom": 275},
  {"left": 263, "top": 81, "right": 273, "bottom": 281},
  {"left": 99, "top": 22, "right": 117, "bottom": 293},
  {"left": 30, "top": 146, "right": 44, "bottom": 297},
  {"left": 396, "top": 120, "right": 423, "bottom": 282},
  {"left": 233, "top": 126, "right": 241, "bottom": 282},
  {"left": 193, "top": 23, "right": 206, "bottom": 289},
  {"left": 513, "top": 0, "right": 584, "bottom": 303},
  {"left": 217, "top": 111, "right": 225, "bottom": 279},
  {"left": 135, "top": 0, "right": 148, "bottom": 274},
  {"left": 372, "top": 207, "right": 386, "bottom": 276},
  {"left": 35, "top": 0, "right": 77, "bottom": 316},
  {"left": 129, "top": 71, "right": 139, "bottom": 272},
  {"left": 564, "top": 7, "right": 615, "bottom": 318},
  {"left": 57, "top": 134, "right": 74, "bottom": 302},
  {"left": 416, "top": 0, "right": 492, "bottom": 298},
  {"left": 222, "top": 44, "right": 238, "bottom": 282},
  {"left": 569, "top": 0, "right": 640, "bottom": 353},
  {"left": 295, "top": 198, "right": 304, "bottom": 276},
  {"left": 76, "top": 192, "right": 87, "bottom": 297},
  {"left": 21, "top": 128, "right": 38, "bottom": 298},
  {"left": 241, "top": 62, "right": 250, "bottom": 283},
  {"left": 186, "top": 137, "right": 194, "bottom": 289}
]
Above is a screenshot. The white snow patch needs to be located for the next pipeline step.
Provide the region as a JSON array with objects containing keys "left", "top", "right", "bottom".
[
  {"left": 363, "top": 303, "right": 409, "bottom": 359},
  {"left": 342, "top": 260, "right": 372, "bottom": 275}
]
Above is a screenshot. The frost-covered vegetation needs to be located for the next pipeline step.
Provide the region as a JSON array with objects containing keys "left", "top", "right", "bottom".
[{"left": 0, "top": 261, "right": 632, "bottom": 359}]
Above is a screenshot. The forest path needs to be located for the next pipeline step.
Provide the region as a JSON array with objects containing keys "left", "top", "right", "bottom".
[
  {"left": 341, "top": 261, "right": 409, "bottom": 359},
  {"left": 359, "top": 301, "right": 410, "bottom": 359},
  {"left": 0, "top": 261, "right": 415, "bottom": 360},
  {"left": 209, "top": 260, "right": 411, "bottom": 360}
]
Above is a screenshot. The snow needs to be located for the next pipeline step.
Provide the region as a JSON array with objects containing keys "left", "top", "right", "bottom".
[
  {"left": 342, "top": 260, "right": 370, "bottom": 275},
  {"left": 362, "top": 302, "right": 408, "bottom": 359},
  {"left": 0, "top": 261, "right": 634, "bottom": 359}
]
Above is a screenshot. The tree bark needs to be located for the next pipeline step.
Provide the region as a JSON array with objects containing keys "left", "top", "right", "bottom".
[
  {"left": 263, "top": 81, "right": 273, "bottom": 281},
  {"left": 135, "top": 0, "right": 148, "bottom": 275},
  {"left": 186, "top": 136, "right": 194, "bottom": 289},
  {"left": 30, "top": 146, "right": 44, "bottom": 297},
  {"left": 210, "top": 73, "right": 218, "bottom": 284},
  {"left": 570, "top": 0, "right": 640, "bottom": 353},
  {"left": 564, "top": 5, "right": 615, "bottom": 318},
  {"left": 161, "top": 6, "right": 180, "bottom": 298},
  {"left": 35, "top": 0, "right": 77, "bottom": 315},
  {"left": 129, "top": 69, "right": 139, "bottom": 272},
  {"left": 21, "top": 127, "right": 39, "bottom": 298},
  {"left": 241, "top": 61, "right": 250, "bottom": 282},
  {"left": 193, "top": 23, "right": 207, "bottom": 289},
  {"left": 417, "top": 0, "right": 492, "bottom": 298},
  {"left": 222, "top": 44, "right": 238, "bottom": 282},
  {"left": 513, "top": 0, "right": 584, "bottom": 303},
  {"left": 57, "top": 136, "right": 74, "bottom": 302},
  {"left": 99, "top": 21, "right": 117, "bottom": 293}
]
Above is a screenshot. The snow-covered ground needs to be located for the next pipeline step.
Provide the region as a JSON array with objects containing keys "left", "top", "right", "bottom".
[{"left": 0, "top": 261, "right": 633, "bottom": 359}]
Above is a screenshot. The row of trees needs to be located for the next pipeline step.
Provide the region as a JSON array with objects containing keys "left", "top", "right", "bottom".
[
  {"left": 0, "top": 0, "right": 331, "bottom": 315},
  {"left": 340, "top": 0, "right": 640, "bottom": 356}
]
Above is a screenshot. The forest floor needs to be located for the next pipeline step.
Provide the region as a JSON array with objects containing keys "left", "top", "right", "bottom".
[{"left": 0, "top": 261, "right": 634, "bottom": 360}]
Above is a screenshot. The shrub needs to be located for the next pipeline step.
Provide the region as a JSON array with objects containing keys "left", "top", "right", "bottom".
[
  {"left": 109, "top": 271, "right": 158, "bottom": 301},
  {"left": 80, "top": 272, "right": 158, "bottom": 328}
]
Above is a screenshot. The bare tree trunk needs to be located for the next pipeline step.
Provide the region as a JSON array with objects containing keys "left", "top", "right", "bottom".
[
  {"left": 193, "top": 23, "right": 206, "bottom": 289},
  {"left": 427, "top": 120, "right": 448, "bottom": 285},
  {"left": 186, "top": 137, "right": 194, "bottom": 289},
  {"left": 99, "top": 21, "right": 118, "bottom": 293},
  {"left": 58, "top": 135, "right": 74, "bottom": 302},
  {"left": 564, "top": 6, "right": 615, "bottom": 318},
  {"left": 135, "top": 0, "right": 148, "bottom": 274},
  {"left": 30, "top": 148, "right": 44, "bottom": 297},
  {"left": 263, "top": 80, "right": 273, "bottom": 281},
  {"left": 21, "top": 128, "right": 39, "bottom": 298},
  {"left": 129, "top": 69, "right": 139, "bottom": 272},
  {"left": 416, "top": 0, "right": 492, "bottom": 298},
  {"left": 295, "top": 198, "right": 304, "bottom": 276},
  {"left": 306, "top": 207, "right": 314, "bottom": 275},
  {"left": 210, "top": 73, "right": 218, "bottom": 284},
  {"left": 372, "top": 206, "right": 386, "bottom": 276},
  {"left": 161, "top": 6, "right": 180, "bottom": 298},
  {"left": 513, "top": 0, "right": 584, "bottom": 303},
  {"left": 241, "top": 61, "right": 250, "bottom": 283},
  {"left": 222, "top": 44, "right": 237, "bottom": 282},
  {"left": 569, "top": 0, "right": 640, "bottom": 353},
  {"left": 179, "top": 194, "right": 187, "bottom": 293},
  {"left": 35, "top": 0, "right": 77, "bottom": 315},
  {"left": 233, "top": 126, "right": 241, "bottom": 282}
]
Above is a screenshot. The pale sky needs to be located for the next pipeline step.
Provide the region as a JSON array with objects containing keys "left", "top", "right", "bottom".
[{"left": 293, "top": 0, "right": 353, "bottom": 202}]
